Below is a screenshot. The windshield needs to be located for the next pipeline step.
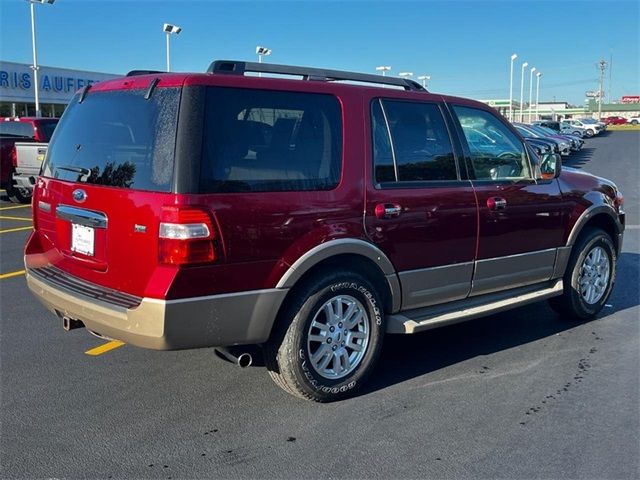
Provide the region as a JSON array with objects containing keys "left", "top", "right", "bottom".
[
  {"left": 528, "top": 125, "right": 554, "bottom": 136},
  {"left": 581, "top": 118, "right": 597, "bottom": 124},
  {"left": 515, "top": 125, "right": 535, "bottom": 137},
  {"left": 42, "top": 87, "right": 180, "bottom": 192}
]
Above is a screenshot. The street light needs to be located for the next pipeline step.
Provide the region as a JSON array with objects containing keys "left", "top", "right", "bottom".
[
  {"left": 398, "top": 72, "right": 414, "bottom": 80},
  {"left": 528, "top": 67, "right": 536, "bottom": 123},
  {"left": 509, "top": 53, "right": 517, "bottom": 121},
  {"left": 27, "top": 0, "right": 55, "bottom": 117},
  {"left": 417, "top": 75, "right": 431, "bottom": 89},
  {"left": 256, "top": 46, "right": 272, "bottom": 77},
  {"left": 375, "top": 66, "right": 391, "bottom": 76},
  {"left": 163, "top": 23, "right": 182, "bottom": 72},
  {"left": 519, "top": 61, "right": 528, "bottom": 122},
  {"left": 535, "top": 72, "right": 542, "bottom": 121}
]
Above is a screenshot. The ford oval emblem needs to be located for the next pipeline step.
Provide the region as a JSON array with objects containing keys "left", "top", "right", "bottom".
[{"left": 72, "top": 189, "right": 87, "bottom": 203}]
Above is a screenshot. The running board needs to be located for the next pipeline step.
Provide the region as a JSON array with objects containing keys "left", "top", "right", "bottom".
[{"left": 387, "top": 279, "right": 563, "bottom": 334}]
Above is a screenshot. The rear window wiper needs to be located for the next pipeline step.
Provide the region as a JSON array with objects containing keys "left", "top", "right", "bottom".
[{"left": 54, "top": 165, "right": 92, "bottom": 180}]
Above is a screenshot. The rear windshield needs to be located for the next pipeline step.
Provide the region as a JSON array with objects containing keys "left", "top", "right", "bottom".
[
  {"left": 42, "top": 87, "right": 180, "bottom": 192},
  {"left": 200, "top": 87, "right": 342, "bottom": 193},
  {"left": 0, "top": 122, "right": 34, "bottom": 138}
]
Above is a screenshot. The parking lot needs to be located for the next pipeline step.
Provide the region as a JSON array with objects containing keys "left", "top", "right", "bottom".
[{"left": 1, "top": 131, "right": 638, "bottom": 479}]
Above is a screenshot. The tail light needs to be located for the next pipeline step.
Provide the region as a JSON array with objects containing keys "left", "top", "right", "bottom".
[
  {"left": 614, "top": 191, "right": 624, "bottom": 213},
  {"left": 158, "top": 206, "right": 218, "bottom": 265},
  {"left": 10, "top": 146, "right": 17, "bottom": 167}
]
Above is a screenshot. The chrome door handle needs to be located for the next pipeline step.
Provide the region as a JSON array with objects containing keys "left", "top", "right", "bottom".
[
  {"left": 487, "top": 197, "right": 507, "bottom": 211},
  {"left": 375, "top": 203, "right": 402, "bottom": 219}
]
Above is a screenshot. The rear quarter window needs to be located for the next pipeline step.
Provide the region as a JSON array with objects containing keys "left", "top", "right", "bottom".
[{"left": 200, "top": 87, "right": 342, "bottom": 193}]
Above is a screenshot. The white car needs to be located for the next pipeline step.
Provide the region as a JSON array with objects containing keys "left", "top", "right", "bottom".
[
  {"left": 558, "top": 121, "right": 587, "bottom": 138},
  {"left": 562, "top": 119, "right": 601, "bottom": 137},
  {"left": 627, "top": 116, "right": 639, "bottom": 125}
]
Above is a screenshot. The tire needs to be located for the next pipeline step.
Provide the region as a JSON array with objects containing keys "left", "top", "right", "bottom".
[
  {"left": 631, "top": 120, "right": 638, "bottom": 125},
  {"left": 584, "top": 129, "right": 594, "bottom": 138},
  {"left": 6, "top": 185, "right": 31, "bottom": 204},
  {"left": 265, "top": 270, "right": 385, "bottom": 402},
  {"left": 572, "top": 130, "right": 582, "bottom": 137},
  {"left": 549, "top": 228, "right": 616, "bottom": 320}
]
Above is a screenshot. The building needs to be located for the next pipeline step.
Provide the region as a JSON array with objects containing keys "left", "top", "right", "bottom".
[{"left": 0, "top": 61, "right": 119, "bottom": 117}]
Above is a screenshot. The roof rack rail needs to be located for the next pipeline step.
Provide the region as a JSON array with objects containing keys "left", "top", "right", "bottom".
[
  {"left": 207, "top": 60, "right": 426, "bottom": 92},
  {"left": 126, "top": 70, "right": 163, "bottom": 77}
]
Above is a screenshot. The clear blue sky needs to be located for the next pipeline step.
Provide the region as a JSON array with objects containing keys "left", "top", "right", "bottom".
[{"left": 1, "top": 0, "right": 638, "bottom": 105}]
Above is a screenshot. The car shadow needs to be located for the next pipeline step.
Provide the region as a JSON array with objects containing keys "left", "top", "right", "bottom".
[
  {"left": 563, "top": 147, "right": 595, "bottom": 169},
  {"left": 356, "top": 251, "right": 639, "bottom": 397}
]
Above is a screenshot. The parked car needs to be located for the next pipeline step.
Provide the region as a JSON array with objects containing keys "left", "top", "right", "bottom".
[
  {"left": 602, "top": 116, "right": 627, "bottom": 125},
  {"left": 533, "top": 120, "right": 586, "bottom": 139},
  {"left": 627, "top": 116, "right": 639, "bottom": 125},
  {"left": 525, "top": 137, "right": 553, "bottom": 157},
  {"left": 514, "top": 123, "right": 571, "bottom": 156},
  {"left": 25, "top": 61, "right": 625, "bottom": 402},
  {"left": 579, "top": 117, "right": 607, "bottom": 131},
  {"left": 0, "top": 117, "right": 58, "bottom": 203},
  {"left": 530, "top": 124, "right": 583, "bottom": 151},
  {"left": 562, "top": 119, "right": 600, "bottom": 137}
]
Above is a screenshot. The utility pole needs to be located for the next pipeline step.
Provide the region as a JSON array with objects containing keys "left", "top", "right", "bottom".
[
  {"left": 597, "top": 59, "right": 607, "bottom": 119},
  {"left": 608, "top": 53, "right": 612, "bottom": 103}
]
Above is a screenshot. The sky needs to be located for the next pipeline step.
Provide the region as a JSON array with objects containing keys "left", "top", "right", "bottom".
[{"left": 0, "top": 0, "right": 638, "bottom": 105}]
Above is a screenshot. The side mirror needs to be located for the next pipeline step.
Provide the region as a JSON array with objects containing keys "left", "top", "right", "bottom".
[{"left": 540, "top": 153, "right": 562, "bottom": 179}]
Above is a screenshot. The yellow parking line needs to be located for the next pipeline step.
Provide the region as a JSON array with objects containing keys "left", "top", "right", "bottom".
[
  {"left": 85, "top": 340, "right": 125, "bottom": 356},
  {"left": 0, "top": 226, "right": 33, "bottom": 234},
  {"left": 0, "top": 269, "right": 25, "bottom": 280},
  {"left": 0, "top": 215, "right": 33, "bottom": 221},
  {"left": 0, "top": 205, "right": 31, "bottom": 211}
]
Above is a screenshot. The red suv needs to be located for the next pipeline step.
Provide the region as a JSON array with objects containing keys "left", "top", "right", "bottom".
[{"left": 25, "top": 61, "right": 625, "bottom": 401}]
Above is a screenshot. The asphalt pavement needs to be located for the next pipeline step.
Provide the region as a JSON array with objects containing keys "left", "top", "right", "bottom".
[{"left": 1, "top": 131, "right": 639, "bottom": 479}]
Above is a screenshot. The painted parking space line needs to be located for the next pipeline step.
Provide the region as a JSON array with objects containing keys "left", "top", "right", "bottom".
[
  {"left": 0, "top": 215, "right": 33, "bottom": 221},
  {"left": 0, "top": 269, "right": 25, "bottom": 280},
  {"left": 85, "top": 340, "right": 125, "bottom": 356},
  {"left": 0, "top": 205, "right": 31, "bottom": 211},
  {"left": 0, "top": 226, "right": 33, "bottom": 234}
]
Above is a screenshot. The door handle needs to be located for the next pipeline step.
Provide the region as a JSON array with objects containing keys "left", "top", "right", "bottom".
[
  {"left": 487, "top": 197, "right": 507, "bottom": 211},
  {"left": 375, "top": 203, "right": 402, "bottom": 219}
]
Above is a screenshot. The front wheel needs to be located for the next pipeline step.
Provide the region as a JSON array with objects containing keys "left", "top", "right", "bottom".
[
  {"left": 549, "top": 228, "right": 616, "bottom": 320},
  {"left": 266, "top": 270, "right": 385, "bottom": 402},
  {"left": 631, "top": 120, "right": 638, "bottom": 125},
  {"left": 584, "top": 129, "right": 595, "bottom": 138}
]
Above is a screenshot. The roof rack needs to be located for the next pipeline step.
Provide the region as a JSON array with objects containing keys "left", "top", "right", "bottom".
[
  {"left": 207, "top": 60, "right": 426, "bottom": 92},
  {"left": 126, "top": 70, "right": 163, "bottom": 77}
]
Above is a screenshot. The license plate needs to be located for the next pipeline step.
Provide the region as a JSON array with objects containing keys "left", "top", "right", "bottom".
[{"left": 71, "top": 223, "right": 95, "bottom": 256}]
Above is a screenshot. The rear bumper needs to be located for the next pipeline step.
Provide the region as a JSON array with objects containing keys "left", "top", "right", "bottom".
[{"left": 26, "top": 267, "right": 288, "bottom": 350}]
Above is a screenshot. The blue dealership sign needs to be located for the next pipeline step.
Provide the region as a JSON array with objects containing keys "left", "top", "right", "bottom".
[{"left": 0, "top": 61, "right": 119, "bottom": 104}]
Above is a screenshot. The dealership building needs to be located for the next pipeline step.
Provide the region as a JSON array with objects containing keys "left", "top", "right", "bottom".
[{"left": 0, "top": 61, "right": 118, "bottom": 117}]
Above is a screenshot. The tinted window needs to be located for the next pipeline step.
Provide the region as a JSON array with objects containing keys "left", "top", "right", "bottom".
[
  {"left": 200, "top": 87, "right": 342, "bottom": 193},
  {"left": 371, "top": 99, "right": 457, "bottom": 183},
  {"left": 0, "top": 122, "right": 34, "bottom": 138},
  {"left": 42, "top": 88, "right": 179, "bottom": 192},
  {"left": 454, "top": 106, "right": 531, "bottom": 181},
  {"left": 36, "top": 120, "right": 58, "bottom": 141}
]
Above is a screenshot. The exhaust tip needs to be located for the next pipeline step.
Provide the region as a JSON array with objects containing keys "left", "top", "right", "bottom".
[
  {"left": 62, "top": 316, "right": 84, "bottom": 332},
  {"left": 237, "top": 353, "right": 252, "bottom": 368}
]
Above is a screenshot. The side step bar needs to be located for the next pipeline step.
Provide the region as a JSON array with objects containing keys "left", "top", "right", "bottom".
[{"left": 387, "top": 279, "right": 563, "bottom": 334}]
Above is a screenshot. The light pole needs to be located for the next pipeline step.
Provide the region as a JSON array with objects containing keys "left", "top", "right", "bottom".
[
  {"left": 528, "top": 66, "right": 536, "bottom": 123},
  {"left": 519, "top": 61, "right": 528, "bottom": 122},
  {"left": 256, "top": 46, "right": 272, "bottom": 77},
  {"left": 509, "top": 53, "right": 517, "bottom": 121},
  {"left": 535, "top": 72, "right": 542, "bottom": 121},
  {"left": 375, "top": 66, "right": 391, "bottom": 76},
  {"left": 398, "top": 72, "right": 414, "bottom": 81},
  {"left": 163, "top": 23, "right": 182, "bottom": 72},
  {"left": 417, "top": 75, "right": 431, "bottom": 89},
  {"left": 27, "top": 0, "right": 55, "bottom": 117}
]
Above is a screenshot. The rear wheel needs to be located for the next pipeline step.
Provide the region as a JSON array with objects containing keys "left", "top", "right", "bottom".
[
  {"left": 631, "top": 120, "right": 638, "bottom": 125},
  {"left": 572, "top": 130, "right": 582, "bottom": 137},
  {"left": 584, "top": 129, "right": 595, "bottom": 138},
  {"left": 6, "top": 185, "right": 31, "bottom": 204},
  {"left": 266, "top": 270, "right": 385, "bottom": 402},
  {"left": 549, "top": 228, "right": 616, "bottom": 320}
]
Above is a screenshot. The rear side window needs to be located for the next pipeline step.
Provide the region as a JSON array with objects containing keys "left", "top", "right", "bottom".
[
  {"left": 200, "top": 87, "right": 342, "bottom": 193},
  {"left": 42, "top": 88, "right": 180, "bottom": 192},
  {"left": 0, "top": 122, "right": 34, "bottom": 138},
  {"left": 371, "top": 99, "right": 458, "bottom": 184}
]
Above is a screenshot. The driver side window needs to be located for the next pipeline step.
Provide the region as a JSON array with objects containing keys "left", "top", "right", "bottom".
[{"left": 453, "top": 106, "right": 531, "bottom": 181}]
